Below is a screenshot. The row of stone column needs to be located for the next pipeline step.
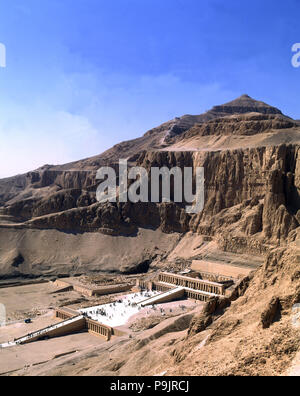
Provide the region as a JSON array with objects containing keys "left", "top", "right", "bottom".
[
  {"left": 185, "top": 290, "right": 210, "bottom": 302},
  {"left": 55, "top": 310, "right": 73, "bottom": 320},
  {"left": 87, "top": 322, "right": 107, "bottom": 336},
  {"left": 159, "top": 273, "right": 224, "bottom": 295},
  {"left": 86, "top": 320, "right": 112, "bottom": 340},
  {"left": 155, "top": 284, "right": 171, "bottom": 292},
  {"left": 198, "top": 271, "right": 230, "bottom": 283}
]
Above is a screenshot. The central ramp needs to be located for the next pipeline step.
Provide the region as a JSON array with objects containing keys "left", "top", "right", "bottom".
[
  {"left": 139, "top": 287, "right": 185, "bottom": 307},
  {"left": 13, "top": 315, "right": 85, "bottom": 345}
]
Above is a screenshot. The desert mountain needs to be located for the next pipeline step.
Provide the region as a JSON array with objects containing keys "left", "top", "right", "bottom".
[
  {"left": 1, "top": 94, "right": 298, "bottom": 205},
  {"left": 0, "top": 94, "right": 300, "bottom": 279},
  {"left": 44, "top": 94, "right": 294, "bottom": 167}
]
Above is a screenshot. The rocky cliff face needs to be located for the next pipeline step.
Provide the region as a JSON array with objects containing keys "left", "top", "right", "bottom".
[
  {"left": 1, "top": 95, "right": 300, "bottom": 277},
  {"left": 138, "top": 145, "right": 300, "bottom": 250}
]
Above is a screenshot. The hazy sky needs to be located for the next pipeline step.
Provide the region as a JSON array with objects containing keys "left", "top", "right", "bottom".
[{"left": 0, "top": 0, "right": 300, "bottom": 178}]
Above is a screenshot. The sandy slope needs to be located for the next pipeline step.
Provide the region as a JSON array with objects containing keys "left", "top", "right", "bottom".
[{"left": 0, "top": 227, "right": 180, "bottom": 278}]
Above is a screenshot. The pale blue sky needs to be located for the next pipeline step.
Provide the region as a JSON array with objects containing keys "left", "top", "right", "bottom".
[{"left": 0, "top": 0, "right": 300, "bottom": 178}]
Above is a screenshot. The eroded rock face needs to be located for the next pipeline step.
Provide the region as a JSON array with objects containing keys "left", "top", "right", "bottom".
[
  {"left": 1, "top": 95, "right": 300, "bottom": 276},
  {"left": 1, "top": 145, "right": 300, "bottom": 253},
  {"left": 6, "top": 189, "right": 97, "bottom": 220},
  {"left": 261, "top": 296, "right": 281, "bottom": 329},
  {"left": 1, "top": 145, "right": 300, "bottom": 251}
]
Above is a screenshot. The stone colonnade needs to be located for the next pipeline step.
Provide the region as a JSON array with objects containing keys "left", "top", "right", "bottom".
[
  {"left": 196, "top": 270, "right": 233, "bottom": 283},
  {"left": 86, "top": 318, "right": 112, "bottom": 341},
  {"left": 158, "top": 272, "right": 225, "bottom": 295},
  {"left": 55, "top": 309, "right": 75, "bottom": 321},
  {"left": 154, "top": 283, "right": 174, "bottom": 292},
  {"left": 55, "top": 309, "right": 112, "bottom": 341},
  {"left": 185, "top": 289, "right": 211, "bottom": 302}
]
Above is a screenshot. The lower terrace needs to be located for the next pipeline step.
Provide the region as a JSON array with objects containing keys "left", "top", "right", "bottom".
[{"left": 0, "top": 268, "right": 239, "bottom": 347}]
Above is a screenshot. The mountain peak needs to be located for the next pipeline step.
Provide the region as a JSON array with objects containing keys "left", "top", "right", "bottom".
[{"left": 212, "top": 95, "right": 283, "bottom": 116}]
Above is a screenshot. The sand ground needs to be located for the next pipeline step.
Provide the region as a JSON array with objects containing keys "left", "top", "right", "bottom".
[
  {"left": 0, "top": 282, "right": 82, "bottom": 322},
  {"left": 0, "top": 331, "right": 104, "bottom": 375}
]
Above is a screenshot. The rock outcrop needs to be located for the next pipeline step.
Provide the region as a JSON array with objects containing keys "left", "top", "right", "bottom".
[{"left": 1, "top": 95, "right": 300, "bottom": 276}]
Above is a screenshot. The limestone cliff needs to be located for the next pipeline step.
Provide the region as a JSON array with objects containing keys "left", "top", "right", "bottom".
[{"left": 1, "top": 95, "right": 300, "bottom": 277}]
